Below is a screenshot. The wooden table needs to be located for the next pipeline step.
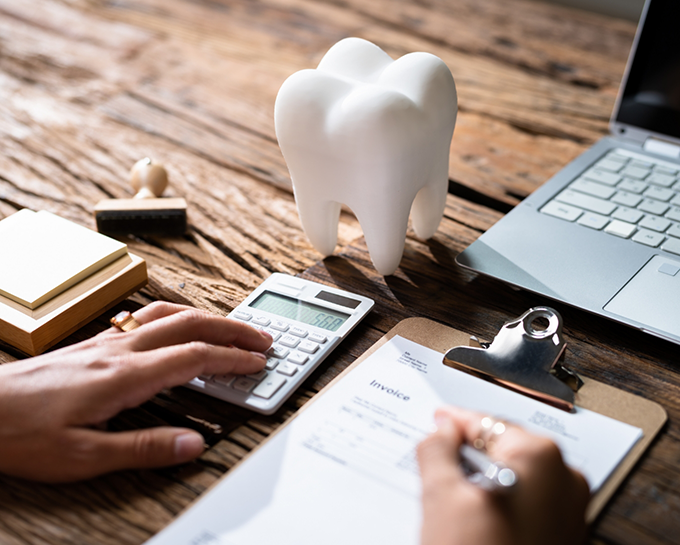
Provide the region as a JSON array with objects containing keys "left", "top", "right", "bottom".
[{"left": 0, "top": 1, "right": 676, "bottom": 543}]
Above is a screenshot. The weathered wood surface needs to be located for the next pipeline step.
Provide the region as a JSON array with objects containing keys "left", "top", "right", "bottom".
[{"left": 3, "top": 1, "right": 678, "bottom": 544}]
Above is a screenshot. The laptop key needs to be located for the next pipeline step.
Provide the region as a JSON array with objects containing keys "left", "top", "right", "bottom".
[
  {"left": 668, "top": 207, "right": 680, "bottom": 222},
  {"left": 540, "top": 200, "right": 582, "bottom": 221},
  {"left": 643, "top": 186, "right": 674, "bottom": 202},
  {"left": 577, "top": 212, "right": 609, "bottom": 230},
  {"left": 555, "top": 190, "right": 616, "bottom": 215},
  {"left": 667, "top": 223, "right": 680, "bottom": 238},
  {"left": 661, "top": 236, "right": 680, "bottom": 256},
  {"left": 617, "top": 179, "right": 647, "bottom": 194},
  {"left": 612, "top": 207, "right": 644, "bottom": 224},
  {"left": 655, "top": 165, "right": 678, "bottom": 176},
  {"left": 638, "top": 199, "right": 670, "bottom": 216},
  {"left": 632, "top": 229, "right": 665, "bottom": 248},
  {"left": 647, "top": 172, "right": 676, "bottom": 188},
  {"left": 629, "top": 159, "right": 653, "bottom": 169},
  {"left": 620, "top": 165, "right": 650, "bottom": 179},
  {"left": 582, "top": 169, "right": 621, "bottom": 186},
  {"left": 605, "top": 220, "right": 636, "bottom": 239},
  {"left": 611, "top": 191, "right": 642, "bottom": 207},
  {"left": 595, "top": 158, "right": 624, "bottom": 172},
  {"left": 639, "top": 215, "right": 671, "bottom": 232},
  {"left": 606, "top": 152, "right": 629, "bottom": 163},
  {"left": 570, "top": 178, "right": 616, "bottom": 199}
]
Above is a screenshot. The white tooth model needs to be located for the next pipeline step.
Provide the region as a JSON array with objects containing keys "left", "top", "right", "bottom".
[{"left": 275, "top": 37, "right": 457, "bottom": 275}]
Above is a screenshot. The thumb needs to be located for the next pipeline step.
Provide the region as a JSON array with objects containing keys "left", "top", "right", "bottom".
[
  {"left": 417, "top": 411, "right": 466, "bottom": 489},
  {"left": 79, "top": 427, "right": 206, "bottom": 477}
]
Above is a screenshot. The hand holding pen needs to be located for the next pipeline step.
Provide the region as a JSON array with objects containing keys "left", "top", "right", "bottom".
[{"left": 416, "top": 407, "right": 590, "bottom": 545}]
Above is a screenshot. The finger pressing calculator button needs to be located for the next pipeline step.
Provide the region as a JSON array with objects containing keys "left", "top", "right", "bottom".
[
  {"left": 276, "top": 362, "right": 298, "bottom": 376},
  {"left": 308, "top": 333, "right": 327, "bottom": 344},
  {"left": 298, "top": 340, "right": 319, "bottom": 354},
  {"left": 288, "top": 352, "right": 309, "bottom": 365},
  {"left": 265, "top": 357, "right": 280, "bottom": 370},
  {"left": 289, "top": 327, "right": 308, "bottom": 338},
  {"left": 252, "top": 316, "right": 271, "bottom": 327},
  {"left": 233, "top": 310, "right": 252, "bottom": 321},
  {"left": 279, "top": 335, "right": 300, "bottom": 348},
  {"left": 213, "top": 374, "right": 234, "bottom": 386},
  {"left": 252, "top": 374, "right": 287, "bottom": 399},
  {"left": 267, "top": 346, "right": 290, "bottom": 359},
  {"left": 263, "top": 328, "right": 281, "bottom": 342},
  {"left": 270, "top": 320, "right": 290, "bottom": 332},
  {"left": 232, "top": 377, "right": 258, "bottom": 392}
]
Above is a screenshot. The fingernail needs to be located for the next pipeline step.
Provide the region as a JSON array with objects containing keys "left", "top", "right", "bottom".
[
  {"left": 250, "top": 351, "right": 267, "bottom": 361},
  {"left": 174, "top": 432, "right": 205, "bottom": 461},
  {"left": 260, "top": 330, "right": 273, "bottom": 341}
]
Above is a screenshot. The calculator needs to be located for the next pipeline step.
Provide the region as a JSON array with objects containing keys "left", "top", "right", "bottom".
[{"left": 185, "top": 273, "right": 375, "bottom": 414}]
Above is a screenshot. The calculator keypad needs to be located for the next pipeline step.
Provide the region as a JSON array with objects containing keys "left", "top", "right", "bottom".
[{"left": 221, "top": 312, "right": 331, "bottom": 399}]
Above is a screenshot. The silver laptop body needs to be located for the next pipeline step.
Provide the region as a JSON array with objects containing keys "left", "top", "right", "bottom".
[{"left": 456, "top": 0, "right": 680, "bottom": 344}]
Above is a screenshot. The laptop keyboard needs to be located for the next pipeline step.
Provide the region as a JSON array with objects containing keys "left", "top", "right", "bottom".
[{"left": 540, "top": 148, "right": 680, "bottom": 256}]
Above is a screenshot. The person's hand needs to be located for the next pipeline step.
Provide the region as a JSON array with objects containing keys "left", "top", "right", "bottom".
[
  {"left": 0, "top": 302, "right": 272, "bottom": 482},
  {"left": 417, "top": 406, "right": 590, "bottom": 545}
]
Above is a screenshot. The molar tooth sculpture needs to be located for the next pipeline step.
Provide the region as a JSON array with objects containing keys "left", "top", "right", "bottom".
[{"left": 275, "top": 37, "right": 457, "bottom": 275}]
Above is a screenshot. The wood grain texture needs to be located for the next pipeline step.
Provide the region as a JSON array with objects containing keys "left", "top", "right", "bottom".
[{"left": 1, "top": 0, "right": 676, "bottom": 544}]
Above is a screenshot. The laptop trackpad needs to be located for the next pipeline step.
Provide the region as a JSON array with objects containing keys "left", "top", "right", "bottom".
[{"left": 604, "top": 255, "right": 680, "bottom": 338}]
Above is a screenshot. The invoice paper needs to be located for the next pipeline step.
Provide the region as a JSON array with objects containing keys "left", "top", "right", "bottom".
[{"left": 147, "top": 336, "right": 642, "bottom": 545}]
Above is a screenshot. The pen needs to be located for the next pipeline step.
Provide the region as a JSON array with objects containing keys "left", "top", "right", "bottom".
[{"left": 459, "top": 443, "right": 517, "bottom": 492}]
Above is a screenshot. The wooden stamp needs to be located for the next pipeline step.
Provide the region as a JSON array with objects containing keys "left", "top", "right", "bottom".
[{"left": 94, "top": 158, "right": 188, "bottom": 236}]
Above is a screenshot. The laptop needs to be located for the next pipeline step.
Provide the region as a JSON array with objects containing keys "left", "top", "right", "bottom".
[{"left": 456, "top": 0, "right": 680, "bottom": 345}]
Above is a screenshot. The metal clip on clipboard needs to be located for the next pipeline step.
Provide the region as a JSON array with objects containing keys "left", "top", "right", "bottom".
[{"left": 443, "top": 307, "right": 583, "bottom": 412}]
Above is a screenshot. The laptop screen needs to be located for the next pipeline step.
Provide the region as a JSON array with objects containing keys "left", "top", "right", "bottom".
[{"left": 616, "top": 0, "right": 680, "bottom": 140}]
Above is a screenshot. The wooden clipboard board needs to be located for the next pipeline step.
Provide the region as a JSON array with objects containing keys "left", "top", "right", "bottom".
[{"left": 352, "top": 317, "right": 668, "bottom": 522}]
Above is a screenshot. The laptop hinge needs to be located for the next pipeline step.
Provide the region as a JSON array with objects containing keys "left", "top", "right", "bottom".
[{"left": 643, "top": 137, "right": 680, "bottom": 159}]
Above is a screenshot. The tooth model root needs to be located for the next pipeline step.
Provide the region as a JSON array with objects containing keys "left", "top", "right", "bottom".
[{"left": 275, "top": 37, "right": 457, "bottom": 276}]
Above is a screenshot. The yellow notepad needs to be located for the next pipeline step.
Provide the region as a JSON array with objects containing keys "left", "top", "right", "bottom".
[{"left": 0, "top": 209, "right": 128, "bottom": 309}]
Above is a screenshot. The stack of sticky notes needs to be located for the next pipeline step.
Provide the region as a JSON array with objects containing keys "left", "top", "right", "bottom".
[{"left": 0, "top": 209, "right": 147, "bottom": 355}]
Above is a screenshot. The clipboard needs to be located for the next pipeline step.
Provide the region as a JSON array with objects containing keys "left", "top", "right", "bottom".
[
  {"left": 147, "top": 312, "right": 668, "bottom": 544},
  {"left": 357, "top": 315, "right": 667, "bottom": 522}
]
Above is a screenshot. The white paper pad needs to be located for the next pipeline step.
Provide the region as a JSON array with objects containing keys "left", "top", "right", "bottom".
[
  {"left": 147, "top": 336, "right": 642, "bottom": 545},
  {"left": 0, "top": 209, "right": 127, "bottom": 308}
]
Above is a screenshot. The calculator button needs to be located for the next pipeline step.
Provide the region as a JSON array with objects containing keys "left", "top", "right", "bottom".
[
  {"left": 267, "top": 346, "right": 290, "bottom": 359},
  {"left": 198, "top": 374, "right": 214, "bottom": 382},
  {"left": 232, "top": 377, "right": 258, "bottom": 392},
  {"left": 252, "top": 316, "right": 271, "bottom": 327},
  {"left": 308, "top": 333, "right": 327, "bottom": 344},
  {"left": 233, "top": 310, "right": 252, "bottom": 321},
  {"left": 279, "top": 335, "right": 300, "bottom": 348},
  {"left": 277, "top": 362, "right": 298, "bottom": 376},
  {"left": 246, "top": 370, "right": 268, "bottom": 381},
  {"left": 263, "top": 328, "right": 281, "bottom": 342},
  {"left": 298, "top": 341, "right": 319, "bottom": 354},
  {"left": 252, "top": 374, "right": 287, "bottom": 399},
  {"left": 214, "top": 374, "right": 234, "bottom": 386},
  {"left": 270, "top": 320, "right": 290, "bottom": 332},
  {"left": 265, "top": 358, "right": 280, "bottom": 370},
  {"left": 289, "top": 327, "right": 308, "bottom": 338},
  {"left": 288, "top": 352, "right": 309, "bottom": 365}
]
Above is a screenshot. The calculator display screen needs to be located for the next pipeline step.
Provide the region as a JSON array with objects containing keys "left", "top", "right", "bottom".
[{"left": 249, "top": 291, "right": 350, "bottom": 332}]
